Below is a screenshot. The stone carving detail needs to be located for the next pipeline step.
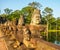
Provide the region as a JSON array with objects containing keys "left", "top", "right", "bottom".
[
  {"left": 30, "top": 9, "right": 41, "bottom": 25},
  {"left": 23, "top": 27, "right": 31, "bottom": 41},
  {"left": 18, "top": 15, "right": 24, "bottom": 25},
  {"left": 23, "top": 26, "right": 37, "bottom": 48}
]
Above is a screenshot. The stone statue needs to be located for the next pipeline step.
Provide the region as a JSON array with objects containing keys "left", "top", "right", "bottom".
[
  {"left": 18, "top": 15, "right": 24, "bottom": 26},
  {"left": 30, "top": 9, "right": 41, "bottom": 25},
  {"left": 23, "top": 27, "right": 37, "bottom": 48},
  {"left": 23, "top": 27, "right": 31, "bottom": 41}
]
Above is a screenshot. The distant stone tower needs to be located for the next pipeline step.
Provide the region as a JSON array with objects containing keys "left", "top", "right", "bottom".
[
  {"left": 18, "top": 15, "right": 24, "bottom": 26},
  {"left": 30, "top": 9, "right": 41, "bottom": 25}
]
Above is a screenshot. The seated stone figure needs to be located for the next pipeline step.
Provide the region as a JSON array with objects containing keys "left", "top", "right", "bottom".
[{"left": 23, "top": 26, "right": 37, "bottom": 48}]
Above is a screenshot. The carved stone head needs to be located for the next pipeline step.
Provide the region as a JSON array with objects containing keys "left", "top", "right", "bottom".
[{"left": 30, "top": 9, "right": 41, "bottom": 25}]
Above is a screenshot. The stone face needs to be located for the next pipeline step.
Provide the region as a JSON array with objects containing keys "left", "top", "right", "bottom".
[
  {"left": 18, "top": 15, "right": 24, "bottom": 26},
  {"left": 30, "top": 9, "right": 41, "bottom": 25}
]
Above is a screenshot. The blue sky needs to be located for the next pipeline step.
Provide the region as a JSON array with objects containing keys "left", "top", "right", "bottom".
[{"left": 0, "top": 0, "right": 60, "bottom": 18}]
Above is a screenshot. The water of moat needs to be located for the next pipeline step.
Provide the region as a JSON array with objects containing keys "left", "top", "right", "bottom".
[
  {"left": 41, "top": 32, "right": 60, "bottom": 46},
  {"left": 49, "top": 32, "right": 60, "bottom": 46},
  {"left": 54, "top": 41, "right": 60, "bottom": 46}
]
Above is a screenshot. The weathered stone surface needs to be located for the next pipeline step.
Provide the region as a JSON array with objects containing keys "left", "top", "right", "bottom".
[
  {"left": 30, "top": 9, "right": 41, "bottom": 25},
  {"left": 35, "top": 38, "right": 60, "bottom": 50},
  {"left": 23, "top": 26, "right": 36, "bottom": 48},
  {"left": 16, "top": 26, "right": 23, "bottom": 43},
  {"left": 23, "top": 26, "right": 31, "bottom": 41},
  {"left": 18, "top": 15, "right": 24, "bottom": 26},
  {"left": 0, "top": 29, "right": 8, "bottom": 50}
]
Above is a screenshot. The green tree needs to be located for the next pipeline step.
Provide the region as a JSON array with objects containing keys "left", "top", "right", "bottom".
[
  {"left": 0, "top": 14, "right": 7, "bottom": 17},
  {"left": 42, "top": 7, "right": 53, "bottom": 24},
  {"left": 42, "top": 7, "right": 53, "bottom": 21},
  {"left": 49, "top": 17, "right": 56, "bottom": 29},
  {"left": 4, "top": 8, "right": 12, "bottom": 15},
  {"left": 21, "top": 6, "right": 34, "bottom": 24},
  {"left": 56, "top": 17, "right": 60, "bottom": 30},
  {"left": 42, "top": 7, "right": 53, "bottom": 18},
  {"left": 6, "top": 10, "right": 21, "bottom": 21},
  {"left": 28, "top": 2, "right": 42, "bottom": 9},
  {"left": 42, "top": 7, "right": 55, "bottom": 29},
  {"left": 0, "top": 10, "right": 1, "bottom": 13}
]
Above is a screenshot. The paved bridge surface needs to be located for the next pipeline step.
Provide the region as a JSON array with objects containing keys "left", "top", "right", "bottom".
[
  {"left": 35, "top": 38, "right": 60, "bottom": 50},
  {"left": 0, "top": 29, "right": 8, "bottom": 50}
]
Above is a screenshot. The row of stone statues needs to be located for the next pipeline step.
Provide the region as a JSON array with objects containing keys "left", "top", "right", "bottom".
[
  {"left": 0, "top": 9, "right": 46, "bottom": 50},
  {"left": 3, "top": 9, "right": 41, "bottom": 27},
  {"left": 18, "top": 9, "right": 41, "bottom": 26}
]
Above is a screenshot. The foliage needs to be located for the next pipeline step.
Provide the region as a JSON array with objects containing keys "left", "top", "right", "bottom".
[
  {"left": 4, "top": 8, "right": 13, "bottom": 15},
  {"left": 0, "top": 10, "right": 1, "bottom": 13},
  {"left": 6, "top": 10, "right": 21, "bottom": 21},
  {"left": 42, "top": 7, "right": 53, "bottom": 15},
  {"left": 0, "top": 14, "right": 7, "bottom": 17},
  {"left": 21, "top": 6, "right": 34, "bottom": 23},
  {"left": 28, "top": 2, "right": 42, "bottom": 9},
  {"left": 42, "top": 7, "right": 56, "bottom": 29},
  {"left": 56, "top": 17, "right": 60, "bottom": 30}
]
